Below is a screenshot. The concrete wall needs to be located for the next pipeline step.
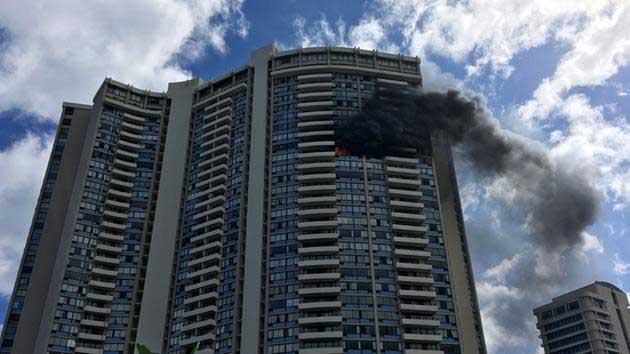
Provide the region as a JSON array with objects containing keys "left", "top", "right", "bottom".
[
  {"left": 432, "top": 132, "right": 487, "bottom": 354},
  {"left": 13, "top": 103, "right": 94, "bottom": 353},
  {"left": 240, "top": 44, "right": 275, "bottom": 354},
  {"left": 135, "top": 78, "right": 202, "bottom": 353}
]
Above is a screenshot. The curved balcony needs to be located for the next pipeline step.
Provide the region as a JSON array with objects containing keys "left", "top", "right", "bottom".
[
  {"left": 401, "top": 318, "right": 441, "bottom": 327},
  {"left": 121, "top": 121, "right": 143, "bottom": 133},
  {"left": 402, "top": 333, "right": 442, "bottom": 342},
  {"left": 395, "top": 248, "right": 431, "bottom": 259},
  {"left": 298, "top": 92, "right": 333, "bottom": 101},
  {"left": 298, "top": 233, "right": 339, "bottom": 242},
  {"left": 298, "top": 301, "right": 342, "bottom": 310},
  {"left": 393, "top": 236, "right": 429, "bottom": 246},
  {"left": 298, "top": 331, "right": 343, "bottom": 340},
  {"left": 298, "top": 130, "right": 335, "bottom": 139},
  {"left": 398, "top": 289, "right": 436, "bottom": 299},
  {"left": 297, "top": 110, "right": 334, "bottom": 121},
  {"left": 397, "top": 276, "right": 434, "bottom": 285},
  {"left": 93, "top": 255, "right": 119, "bottom": 266},
  {"left": 298, "top": 220, "right": 338, "bottom": 231},
  {"left": 298, "top": 316, "right": 342, "bottom": 325},
  {"left": 299, "top": 348, "right": 343, "bottom": 354},
  {"left": 181, "top": 305, "right": 218, "bottom": 319},
  {"left": 298, "top": 259, "right": 340, "bottom": 268},
  {"left": 297, "top": 73, "right": 333, "bottom": 82},
  {"left": 183, "top": 291, "right": 218, "bottom": 305},
  {"left": 298, "top": 245, "right": 339, "bottom": 255},
  {"left": 88, "top": 280, "right": 116, "bottom": 290},
  {"left": 298, "top": 273, "right": 341, "bottom": 282},
  {"left": 298, "top": 173, "right": 336, "bottom": 183},
  {"left": 118, "top": 139, "right": 142, "bottom": 150},
  {"left": 298, "top": 208, "right": 337, "bottom": 218},
  {"left": 123, "top": 113, "right": 146, "bottom": 124}
]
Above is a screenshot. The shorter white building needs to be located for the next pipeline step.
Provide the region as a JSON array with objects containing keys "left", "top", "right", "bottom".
[{"left": 534, "top": 281, "right": 630, "bottom": 354}]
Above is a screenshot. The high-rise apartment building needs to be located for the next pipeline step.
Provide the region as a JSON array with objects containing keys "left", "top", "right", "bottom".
[
  {"left": 533, "top": 281, "right": 630, "bottom": 354},
  {"left": 1, "top": 45, "right": 486, "bottom": 354}
]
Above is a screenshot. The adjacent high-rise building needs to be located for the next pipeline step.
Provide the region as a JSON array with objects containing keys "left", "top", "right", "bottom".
[
  {"left": 1, "top": 45, "right": 486, "bottom": 354},
  {"left": 533, "top": 281, "right": 630, "bottom": 354}
]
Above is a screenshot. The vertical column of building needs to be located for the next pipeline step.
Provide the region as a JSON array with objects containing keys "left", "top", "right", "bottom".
[
  {"left": 361, "top": 156, "right": 397, "bottom": 353},
  {"left": 42, "top": 81, "right": 167, "bottom": 354},
  {"left": 431, "top": 136, "right": 486, "bottom": 353},
  {"left": 0, "top": 103, "right": 91, "bottom": 354},
  {"left": 265, "top": 73, "right": 301, "bottom": 354},
  {"left": 333, "top": 71, "right": 381, "bottom": 354},
  {"left": 73, "top": 111, "right": 143, "bottom": 352},
  {"left": 173, "top": 94, "right": 232, "bottom": 352},
  {"left": 296, "top": 72, "right": 344, "bottom": 354},
  {"left": 214, "top": 79, "right": 249, "bottom": 354},
  {"left": 265, "top": 72, "right": 299, "bottom": 353},
  {"left": 116, "top": 96, "right": 167, "bottom": 353},
  {"left": 135, "top": 78, "right": 202, "bottom": 353},
  {"left": 168, "top": 76, "right": 251, "bottom": 354},
  {"left": 383, "top": 156, "right": 442, "bottom": 354}
]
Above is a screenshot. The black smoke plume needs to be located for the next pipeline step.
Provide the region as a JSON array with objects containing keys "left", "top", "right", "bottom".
[{"left": 336, "top": 88, "right": 602, "bottom": 250}]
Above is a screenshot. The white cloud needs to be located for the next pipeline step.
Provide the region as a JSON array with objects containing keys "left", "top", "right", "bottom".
[
  {"left": 613, "top": 254, "right": 630, "bottom": 276},
  {"left": 549, "top": 94, "right": 630, "bottom": 209},
  {"left": 483, "top": 254, "right": 523, "bottom": 283},
  {"left": 0, "top": 133, "right": 54, "bottom": 296},
  {"left": 367, "top": 0, "right": 613, "bottom": 77},
  {"left": 292, "top": 16, "right": 341, "bottom": 49},
  {"left": 459, "top": 182, "right": 481, "bottom": 217},
  {"left": 0, "top": 0, "right": 248, "bottom": 119},
  {"left": 291, "top": 15, "right": 397, "bottom": 53},
  {"left": 347, "top": 18, "right": 398, "bottom": 53},
  {"left": 476, "top": 281, "right": 531, "bottom": 350},
  {"left": 579, "top": 232, "right": 604, "bottom": 257},
  {"left": 519, "top": 3, "right": 630, "bottom": 121}
]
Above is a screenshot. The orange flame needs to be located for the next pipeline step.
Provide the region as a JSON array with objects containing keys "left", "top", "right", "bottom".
[{"left": 335, "top": 147, "right": 350, "bottom": 156}]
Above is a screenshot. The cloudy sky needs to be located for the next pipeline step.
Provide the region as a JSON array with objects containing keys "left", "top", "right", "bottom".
[{"left": 0, "top": 1, "right": 629, "bottom": 353}]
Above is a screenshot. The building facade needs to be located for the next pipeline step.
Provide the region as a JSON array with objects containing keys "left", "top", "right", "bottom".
[
  {"left": 533, "top": 282, "right": 630, "bottom": 354},
  {"left": 1, "top": 45, "right": 486, "bottom": 354}
]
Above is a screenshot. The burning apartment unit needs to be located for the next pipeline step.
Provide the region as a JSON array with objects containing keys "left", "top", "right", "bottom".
[{"left": 2, "top": 45, "right": 486, "bottom": 354}]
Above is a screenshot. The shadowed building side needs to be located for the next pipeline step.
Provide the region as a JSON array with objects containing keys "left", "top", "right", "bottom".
[{"left": 4, "top": 102, "right": 92, "bottom": 354}]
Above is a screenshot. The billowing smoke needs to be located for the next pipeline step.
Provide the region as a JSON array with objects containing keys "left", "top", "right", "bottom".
[{"left": 336, "top": 88, "right": 602, "bottom": 252}]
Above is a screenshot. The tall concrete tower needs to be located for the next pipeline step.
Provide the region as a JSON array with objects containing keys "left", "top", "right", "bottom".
[{"left": 1, "top": 45, "right": 486, "bottom": 354}]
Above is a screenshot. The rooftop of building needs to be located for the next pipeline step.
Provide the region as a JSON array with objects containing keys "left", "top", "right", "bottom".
[
  {"left": 533, "top": 281, "right": 626, "bottom": 314},
  {"left": 88, "top": 44, "right": 423, "bottom": 107}
]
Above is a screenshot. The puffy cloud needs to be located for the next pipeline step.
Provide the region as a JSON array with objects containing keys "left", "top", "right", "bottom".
[
  {"left": 579, "top": 232, "right": 604, "bottom": 257},
  {"left": 347, "top": 18, "right": 399, "bottom": 53},
  {"left": 292, "top": 15, "right": 397, "bottom": 53},
  {"left": 476, "top": 235, "right": 605, "bottom": 353},
  {"left": 550, "top": 94, "right": 630, "bottom": 209},
  {"left": 0, "top": 133, "right": 54, "bottom": 296},
  {"left": 476, "top": 282, "right": 531, "bottom": 350},
  {"left": 519, "top": 3, "right": 630, "bottom": 121},
  {"left": 0, "top": 0, "right": 248, "bottom": 119},
  {"left": 369, "top": 0, "right": 612, "bottom": 77},
  {"left": 613, "top": 254, "right": 630, "bottom": 276}
]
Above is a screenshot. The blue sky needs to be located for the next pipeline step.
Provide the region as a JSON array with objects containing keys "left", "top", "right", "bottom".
[{"left": 1, "top": 1, "right": 629, "bottom": 353}]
